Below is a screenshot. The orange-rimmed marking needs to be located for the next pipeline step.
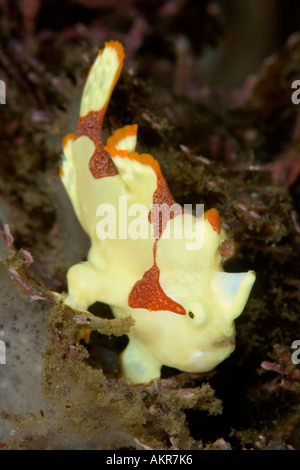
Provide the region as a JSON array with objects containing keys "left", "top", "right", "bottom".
[
  {"left": 129, "top": 241, "right": 186, "bottom": 315},
  {"left": 75, "top": 109, "right": 119, "bottom": 179},
  {"left": 62, "top": 132, "right": 75, "bottom": 151},
  {"left": 204, "top": 208, "right": 221, "bottom": 234},
  {"left": 94, "top": 40, "right": 125, "bottom": 114},
  {"left": 105, "top": 145, "right": 162, "bottom": 176},
  {"left": 106, "top": 124, "right": 138, "bottom": 149}
]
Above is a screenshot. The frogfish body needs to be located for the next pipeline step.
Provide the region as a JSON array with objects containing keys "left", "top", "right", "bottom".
[{"left": 60, "top": 41, "right": 255, "bottom": 384}]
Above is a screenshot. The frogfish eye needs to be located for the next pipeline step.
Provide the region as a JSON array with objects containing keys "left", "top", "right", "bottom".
[{"left": 188, "top": 311, "right": 195, "bottom": 319}]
